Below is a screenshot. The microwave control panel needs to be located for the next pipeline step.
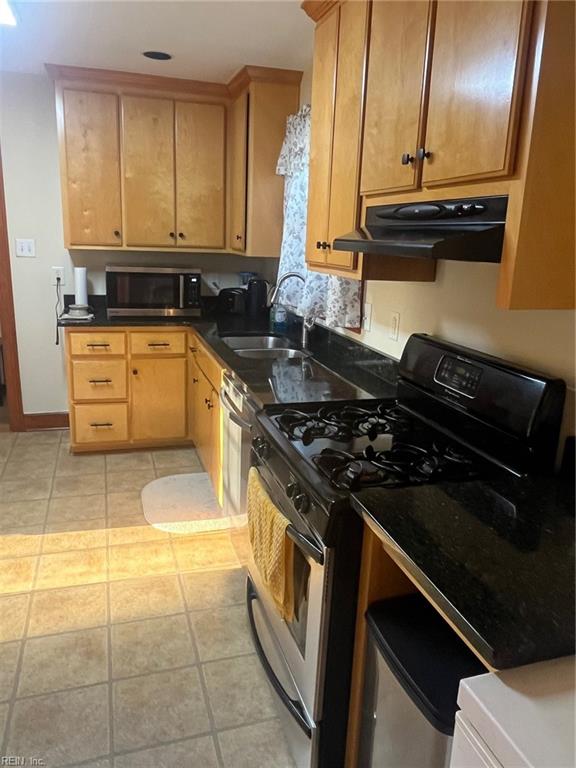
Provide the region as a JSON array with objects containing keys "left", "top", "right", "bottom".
[{"left": 183, "top": 274, "right": 201, "bottom": 308}]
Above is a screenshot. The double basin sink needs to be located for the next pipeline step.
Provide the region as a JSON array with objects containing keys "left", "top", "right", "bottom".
[{"left": 220, "top": 335, "right": 310, "bottom": 360}]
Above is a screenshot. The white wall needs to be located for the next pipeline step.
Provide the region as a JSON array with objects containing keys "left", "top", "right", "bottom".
[
  {"left": 349, "top": 262, "right": 575, "bottom": 437},
  {"left": 0, "top": 71, "right": 277, "bottom": 414}
]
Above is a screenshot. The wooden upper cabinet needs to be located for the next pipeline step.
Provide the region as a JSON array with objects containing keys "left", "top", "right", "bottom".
[
  {"left": 360, "top": 1, "right": 432, "bottom": 195},
  {"left": 121, "top": 96, "right": 175, "bottom": 247},
  {"left": 61, "top": 89, "right": 122, "bottom": 246},
  {"left": 327, "top": 0, "right": 369, "bottom": 271},
  {"left": 176, "top": 102, "right": 225, "bottom": 249},
  {"left": 422, "top": 1, "right": 530, "bottom": 186},
  {"left": 228, "top": 91, "right": 248, "bottom": 252},
  {"left": 306, "top": 6, "right": 339, "bottom": 267}
]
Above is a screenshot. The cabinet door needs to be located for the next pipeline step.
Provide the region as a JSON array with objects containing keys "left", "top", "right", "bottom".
[
  {"left": 195, "top": 369, "right": 214, "bottom": 474},
  {"left": 360, "top": 1, "right": 432, "bottom": 195},
  {"left": 229, "top": 91, "right": 248, "bottom": 252},
  {"left": 305, "top": 6, "right": 340, "bottom": 267},
  {"left": 188, "top": 352, "right": 201, "bottom": 444},
  {"left": 131, "top": 357, "right": 186, "bottom": 441},
  {"left": 62, "top": 89, "right": 122, "bottom": 246},
  {"left": 176, "top": 102, "right": 226, "bottom": 248},
  {"left": 326, "top": 0, "right": 369, "bottom": 271},
  {"left": 422, "top": 1, "right": 529, "bottom": 186},
  {"left": 209, "top": 385, "right": 222, "bottom": 504},
  {"left": 122, "top": 96, "right": 175, "bottom": 246}
]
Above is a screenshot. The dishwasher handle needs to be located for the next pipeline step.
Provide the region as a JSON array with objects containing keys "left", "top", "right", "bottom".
[{"left": 220, "top": 388, "right": 252, "bottom": 431}]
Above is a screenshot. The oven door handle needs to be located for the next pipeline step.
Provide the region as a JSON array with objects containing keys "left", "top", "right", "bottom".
[
  {"left": 286, "top": 525, "right": 324, "bottom": 566},
  {"left": 246, "top": 580, "right": 312, "bottom": 738},
  {"left": 220, "top": 388, "right": 252, "bottom": 431}
]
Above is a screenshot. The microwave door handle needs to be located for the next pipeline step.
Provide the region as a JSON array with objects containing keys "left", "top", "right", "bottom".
[
  {"left": 179, "top": 274, "right": 184, "bottom": 309},
  {"left": 246, "top": 580, "right": 313, "bottom": 738},
  {"left": 286, "top": 525, "right": 324, "bottom": 565},
  {"left": 220, "top": 388, "right": 252, "bottom": 431}
]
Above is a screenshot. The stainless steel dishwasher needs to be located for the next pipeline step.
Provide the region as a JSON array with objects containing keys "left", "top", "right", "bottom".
[{"left": 220, "top": 370, "right": 257, "bottom": 561}]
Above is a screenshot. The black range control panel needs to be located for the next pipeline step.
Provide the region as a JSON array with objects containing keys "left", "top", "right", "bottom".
[{"left": 434, "top": 355, "right": 483, "bottom": 398}]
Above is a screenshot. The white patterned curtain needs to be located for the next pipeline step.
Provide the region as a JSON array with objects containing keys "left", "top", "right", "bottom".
[{"left": 275, "top": 105, "right": 362, "bottom": 328}]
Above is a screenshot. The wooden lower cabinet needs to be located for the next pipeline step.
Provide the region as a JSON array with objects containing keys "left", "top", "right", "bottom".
[
  {"left": 131, "top": 357, "right": 187, "bottom": 442},
  {"left": 72, "top": 403, "right": 129, "bottom": 445}
]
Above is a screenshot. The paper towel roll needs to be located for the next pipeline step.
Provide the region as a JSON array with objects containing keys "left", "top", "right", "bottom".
[{"left": 74, "top": 267, "right": 88, "bottom": 306}]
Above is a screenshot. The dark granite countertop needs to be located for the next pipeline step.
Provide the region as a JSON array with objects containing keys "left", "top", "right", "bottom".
[
  {"left": 352, "top": 474, "right": 575, "bottom": 669},
  {"left": 59, "top": 297, "right": 398, "bottom": 407}
]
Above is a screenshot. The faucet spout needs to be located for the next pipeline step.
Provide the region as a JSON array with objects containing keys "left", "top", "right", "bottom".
[{"left": 268, "top": 272, "right": 305, "bottom": 306}]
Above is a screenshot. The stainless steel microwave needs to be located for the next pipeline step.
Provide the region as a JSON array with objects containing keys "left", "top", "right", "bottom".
[{"left": 105, "top": 266, "right": 202, "bottom": 318}]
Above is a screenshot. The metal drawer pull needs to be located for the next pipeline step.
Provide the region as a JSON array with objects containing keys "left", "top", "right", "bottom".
[
  {"left": 286, "top": 525, "right": 324, "bottom": 565},
  {"left": 89, "top": 422, "right": 113, "bottom": 427},
  {"left": 88, "top": 379, "right": 112, "bottom": 384},
  {"left": 86, "top": 343, "right": 110, "bottom": 348},
  {"left": 147, "top": 342, "right": 170, "bottom": 347}
]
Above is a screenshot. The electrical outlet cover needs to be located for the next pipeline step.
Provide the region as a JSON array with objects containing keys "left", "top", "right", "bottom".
[
  {"left": 363, "top": 303, "right": 372, "bottom": 331},
  {"left": 389, "top": 311, "right": 400, "bottom": 341},
  {"left": 51, "top": 266, "right": 65, "bottom": 286}
]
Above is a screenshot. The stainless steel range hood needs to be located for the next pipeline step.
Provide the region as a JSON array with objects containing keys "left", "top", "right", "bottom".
[{"left": 332, "top": 196, "right": 508, "bottom": 263}]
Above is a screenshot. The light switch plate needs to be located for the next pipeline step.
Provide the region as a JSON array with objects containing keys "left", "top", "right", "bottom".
[
  {"left": 15, "top": 238, "right": 36, "bottom": 258},
  {"left": 362, "top": 302, "right": 372, "bottom": 331}
]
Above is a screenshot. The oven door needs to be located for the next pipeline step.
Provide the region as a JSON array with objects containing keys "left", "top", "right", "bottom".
[
  {"left": 246, "top": 464, "right": 331, "bottom": 724},
  {"left": 247, "top": 577, "right": 316, "bottom": 768},
  {"left": 106, "top": 266, "right": 182, "bottom": 316}
]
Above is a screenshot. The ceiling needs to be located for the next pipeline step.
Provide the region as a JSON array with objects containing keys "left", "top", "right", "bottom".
[{"left": 0, "top": 1, "right": 313, "bottom": 82}]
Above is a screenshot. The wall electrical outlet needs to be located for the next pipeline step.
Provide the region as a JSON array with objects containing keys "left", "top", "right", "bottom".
[
  {"left": 389, "top": 311, "right": 400, "bottom": 341},
  {"left": 362, "top": 302, "right": 373, "bottom": 331},
  {"left": 52, "top": 266, "right": 66, "bottom": 286},
  {"left": 15, "top": 238, "right": 36, "bottom": 258}
]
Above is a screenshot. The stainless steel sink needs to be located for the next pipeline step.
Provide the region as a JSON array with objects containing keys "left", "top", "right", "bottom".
[
  {"left": 219, "top": 335, "right": 310, "bottom": 360},
  {"left": 220, "top": 335, "right": 295, "bottom": 350},
  {"left": 234, "top": 348, "right": 310, "bottom": 360}
]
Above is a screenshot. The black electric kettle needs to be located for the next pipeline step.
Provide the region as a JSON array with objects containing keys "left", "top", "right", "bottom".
[{"left": 246, "top": 279, "right": 270, "bottom": 319}]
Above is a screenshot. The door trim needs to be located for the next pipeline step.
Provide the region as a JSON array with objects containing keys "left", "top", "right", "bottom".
[{"left": 0, "top": 147, "right": 25, "bottom": 431}]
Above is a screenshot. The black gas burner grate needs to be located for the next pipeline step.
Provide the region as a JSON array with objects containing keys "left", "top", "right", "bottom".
[
  {"left": 312, "top": 440, "right": 480, "bottom": 491},
  {"left": 275, "top": 403, "right": 414, "bottom": 444}
]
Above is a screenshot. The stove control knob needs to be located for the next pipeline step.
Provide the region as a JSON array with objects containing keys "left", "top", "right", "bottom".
[
  {"left": 252, "top": 436, "right": 269, "bottom": 460},
  {"left": 286, "top": 482, "right": 300, "bottom": 499},
  {"left": 293, "top": 493, "right": 309, "bottom": 515}
]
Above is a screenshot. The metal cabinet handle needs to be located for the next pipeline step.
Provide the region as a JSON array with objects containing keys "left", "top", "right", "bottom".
[
  {"left": 286, "top": 525, "right": 324, "bottom": 565},
  {"left": 113, "top": 230, "right": 121, "bottom": 238},
  {"left": 88, "top": 378, "right": 112, "bottom": 384},
  {"left": 416, "top": 147, "right": 432, "bottom": 160},
  {"left": 147, "top": 342, "right": 170, "bottom": 347},
  {"left": 401, "top": 152, "right": 415, "bottom": 165},
  {"left": 178, "top": 232, "right": 185, "bottom": 239},
  {"left": 192, "top": 377, "right": 198, "bottom": 384},
  {"left": 235, "top": 234, "right": 243, "bottom": 241},
  {"left": 207, "top": 402, "right": 214, "bottom": 410},
  {"left": 246, "top": 580, "right": 312, "bottom": 737},
  {"left": 86, "top": 343, "right": 110, "bottom": 348},
  {"left": 90, "top": 422, "right": 113, "bottom": 428},
  {"left": 169, "top": 231, "right": 176, "bottom": 238},
  {"left": 132, "top": 369, "right": 138, "bottom": 375}
]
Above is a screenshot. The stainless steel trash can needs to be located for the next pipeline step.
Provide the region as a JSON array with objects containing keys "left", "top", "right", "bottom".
[{"left": 359, "top": 594, "right": 485, "bottom": 768}]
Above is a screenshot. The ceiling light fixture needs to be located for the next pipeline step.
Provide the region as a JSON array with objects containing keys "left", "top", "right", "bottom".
[
  {"left": 142, "top": 51, "right": 172, "bottom": 61},
  {"left": 0, "top": 0, "right": 16, "bottom": 26}
]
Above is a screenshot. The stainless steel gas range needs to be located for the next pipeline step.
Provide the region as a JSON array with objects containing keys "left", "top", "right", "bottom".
[{"left": 245, "top": 334, "right": 565, "bottom": 768}]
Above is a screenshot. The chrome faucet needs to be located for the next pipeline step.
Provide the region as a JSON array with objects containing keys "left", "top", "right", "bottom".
[
  {"left": 301, "top": 314, "right": 316, "bottom": 350},
  {"left": 268, "top": 272, "right": 316, "bottom": 350},
  {"left": 268, "top": 271, "right": 305, "bottom": 306}
]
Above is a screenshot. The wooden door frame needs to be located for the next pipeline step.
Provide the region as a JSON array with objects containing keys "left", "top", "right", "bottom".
[{"left": 0, "top": 147, "right": 25, "bottom": 431}]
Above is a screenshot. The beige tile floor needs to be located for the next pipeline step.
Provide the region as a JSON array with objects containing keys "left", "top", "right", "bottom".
[{"left": 0, "top": 430, "right": 295, "bottom": 768}]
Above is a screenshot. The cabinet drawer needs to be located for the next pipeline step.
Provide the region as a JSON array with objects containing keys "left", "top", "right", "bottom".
[
  {"left": 130, "top": 331, "right": 186, "bottom": 355},
  {"left": 69, "top": 332, "right": 126, "bottom": 356},
  {"left": 71, "top": 360, "right": 127, "bottom": 401},
  {"left": 73, "top": 403, "right": 129, "bottom": 444}
]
